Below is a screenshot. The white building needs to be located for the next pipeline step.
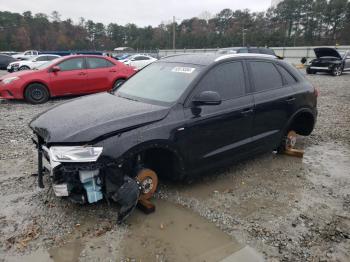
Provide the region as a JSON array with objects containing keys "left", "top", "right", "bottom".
[{"left": 271, "top": 0, "right": 283, "bottom": 7}]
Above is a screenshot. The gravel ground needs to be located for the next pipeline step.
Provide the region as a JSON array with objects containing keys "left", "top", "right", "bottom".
[{"left": 0, "top": 70, "right": 349, "bottom": 261}]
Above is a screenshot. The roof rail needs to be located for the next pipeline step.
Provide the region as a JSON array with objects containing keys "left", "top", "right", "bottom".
[
  {"left": 215, "top": 53, "right": 276, "bottom": 62},
  {"left": 160, "top": 53, "right": 192, "bottom": 60}
]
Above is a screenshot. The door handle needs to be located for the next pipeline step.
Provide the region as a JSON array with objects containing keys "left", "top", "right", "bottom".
[
  {"left": 109, "top": 69, "right": 116, "bottom": 72},
  {"left": 241, "top": 108, "right": 254, "bottom": 116},
  {"left": 78, "top": 72, "right": 86, "bottom": 76},
  {"left": 286, "top": 97, "right": 296, "bottom": 103}
]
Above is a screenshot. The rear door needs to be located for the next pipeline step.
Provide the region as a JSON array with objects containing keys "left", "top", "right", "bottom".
[
  {"left": 182, "top": 61, "right": 255, "bottom": 170},
  {"left": 32, "top": 56, "right": 49, "bottom": 68},
  {"left": 49, "top": 57, "right": 87, "bottom": 96},
  {"left": 85, "top": 57, "right": 116, "bottom": 92},
  {"left": 248, "top": 60, "right": 297, "bottom": 151}
]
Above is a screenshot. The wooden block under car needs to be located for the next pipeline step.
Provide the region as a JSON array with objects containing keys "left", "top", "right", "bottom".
[{"left": 137, "top": 199, "right": 156, "bottom": 214}]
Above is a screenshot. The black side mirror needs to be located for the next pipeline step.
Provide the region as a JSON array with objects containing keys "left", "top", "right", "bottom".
[
  {"left": 192, "top": 91, "right": 222, "bottom": 106},
  {"left": 51, "top": 66, "right": 61, "bottom": 72}
]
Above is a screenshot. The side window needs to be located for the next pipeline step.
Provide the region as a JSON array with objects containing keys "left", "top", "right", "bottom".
[
  {"left": 133, "top": 56, "right": 142, "bottom": 61},
  {"left": 249, "top": 48, "right": 260, "bottom": 54},
  {"left": 58, "top": 58, "right": 85, "bottom": 71},
  {"left": 140, "top": 56, "right": 150, "bottom": 60},
  {"left": 195, "top": 62, "right": 246, "bottom": 100},
  {"left": 36, "top": 56, "right": 48, "bottom": 62},
  {"left": 249, "top": 61, "right": 283, "bottom": 92},
  {"left": 47, "top": 56, "right": 58, "bottom": 61},
  {"left": 24, "top": 51, "right": 30, "bottom": 55},
  {"left": 276, "top": 64, "right": 297, "bottom": 85},
  {"left": 86, "top": 57, "right": 111, "bottom": 69},
  {"left": 237, "top": 48, "right": 248, "bottom": 53}
]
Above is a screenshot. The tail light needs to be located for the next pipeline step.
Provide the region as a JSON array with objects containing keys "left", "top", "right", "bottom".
[{"left": 313, "top": 86, "right": 319, "bottom": 97}]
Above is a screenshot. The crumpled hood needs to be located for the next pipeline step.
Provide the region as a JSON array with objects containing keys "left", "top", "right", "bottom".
[
  {"left": 314, "top": 48, "right": 342, "bottom": 59},
  {"left": 30, "top": 93, "right": 170, "bottom": 143}
]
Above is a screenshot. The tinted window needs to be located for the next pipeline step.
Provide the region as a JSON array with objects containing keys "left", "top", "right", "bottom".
[
  {"left": 195, "top": 62, "right": 245, "bottom": 100},
  {"left": 237, "top": 48, "right": 248, "bottom": 53},
  {"left": 133, "top": 56, "right": 150, "bottom": 61},
  {"left": 36, "top": 56, "right": 48, "bottom": 62},
  {"left": 276, "top": 64, "right": 297, "bottom": 85},
  {"left": 47, "top": 56, "right": 58, "bottom": 61},
  {"left": 86, "top": 57, "right": 113, "bottom": 69},
  {"left": 249, "top": 48, "right": 260, "bottom": 54},
  {"left": 249, "top": 61, "right": 283, "bottom": 92},
  {"left": 58, "top": 58, "right": 84, "bottom": 71}
]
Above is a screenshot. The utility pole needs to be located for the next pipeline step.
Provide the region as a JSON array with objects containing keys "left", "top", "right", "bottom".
[
  {"left": 173, "top": 16, "right": 176, "bottom": 50},
  {"left": 242, "top": 28, "right": 247, "bottom": 47}
]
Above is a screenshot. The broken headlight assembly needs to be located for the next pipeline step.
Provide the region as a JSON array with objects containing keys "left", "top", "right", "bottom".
[{"left": 50, "top": 146, "right": 103, "bottom": 162}]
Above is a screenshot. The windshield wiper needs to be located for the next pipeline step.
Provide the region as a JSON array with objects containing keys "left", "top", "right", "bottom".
[{"left": 118, "top": 94, "right": 139, "bottom": 102}]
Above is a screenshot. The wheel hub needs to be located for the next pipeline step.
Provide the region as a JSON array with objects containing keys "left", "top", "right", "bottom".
[
  {"left": 32, "top": 89, "right": 43, "bottom": 100},
  {"left": 135, "top": 169, "right": 158, "bottom": 200},
  {"left": 286, "top": 130, "right": 297, "bottom": 150}
]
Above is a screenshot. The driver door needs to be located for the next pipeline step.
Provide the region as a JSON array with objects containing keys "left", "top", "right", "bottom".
[
  {"left": 49, "top": 57, "right": 87, "bottom": 96},
  {"left": 180, "top": 61, "right": 254, "bottom": 172}
]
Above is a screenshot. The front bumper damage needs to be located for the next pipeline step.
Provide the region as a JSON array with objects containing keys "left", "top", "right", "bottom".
[{"left": 32, "top": 136, "right": 141, "bottom": 224}]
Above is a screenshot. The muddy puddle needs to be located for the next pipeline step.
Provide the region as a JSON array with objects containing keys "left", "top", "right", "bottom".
[
  {"left": 3, "top": 200, "right": 243, "bottom": 262},
  {"left": 122, "top": 199, "right": 243, "bottom": 261}
]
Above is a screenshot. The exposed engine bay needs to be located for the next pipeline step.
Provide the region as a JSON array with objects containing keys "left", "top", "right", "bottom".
[{"left": 32, "top": 136, "right": 157, "bottom": 224}]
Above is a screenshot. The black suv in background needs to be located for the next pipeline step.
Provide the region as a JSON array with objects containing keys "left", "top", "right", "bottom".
[
  {"left": 30, "top": 53, "right": 318, "bottom": 222},
  {"left": 306, "top": 47, "right": 350, "bottom": 76}
]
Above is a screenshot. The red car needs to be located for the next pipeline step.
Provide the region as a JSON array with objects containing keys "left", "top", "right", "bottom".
[{"left": 0, "top": 55, "right": 136, "bottom": 104}]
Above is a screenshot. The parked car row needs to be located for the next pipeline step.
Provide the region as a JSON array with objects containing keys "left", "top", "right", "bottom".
[
  {"left": 115, "top": 53, "right": 158, "bottom": 69},
  {"left": 7, "top": 54, "right": 61, "bottom": 72}
]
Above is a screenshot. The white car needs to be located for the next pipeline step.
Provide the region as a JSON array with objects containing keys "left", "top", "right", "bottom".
[
  {"left": 123, "top": 54, "right": 157, "bottom": 69},
  {"left": 12, "top": 50, "right": 39, "bottom": 60},
  {"left": 7, "top": 54, "right": 60, "bottom": 72}
]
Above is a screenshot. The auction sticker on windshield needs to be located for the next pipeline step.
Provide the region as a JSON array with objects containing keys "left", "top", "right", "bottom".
[{"left": 172, "top": 67, "right": 196, "bottom": 74}]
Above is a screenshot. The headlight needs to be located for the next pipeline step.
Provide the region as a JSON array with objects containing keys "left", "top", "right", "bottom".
[
  {"left": 3, "top": 76, "right": 19, "bottom": 85},
  {"left": 50, "top": 146, "right": 103, "bottom": 162}
]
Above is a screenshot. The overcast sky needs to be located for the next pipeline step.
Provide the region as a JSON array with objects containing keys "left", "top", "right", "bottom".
[{"left": 2, "top": 0, "right": 272, "bottom": 26}]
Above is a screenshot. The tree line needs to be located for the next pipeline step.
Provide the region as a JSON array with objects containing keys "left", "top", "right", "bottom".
[{"left": 0, "top": 0, "right": 349, "bottom": 51}]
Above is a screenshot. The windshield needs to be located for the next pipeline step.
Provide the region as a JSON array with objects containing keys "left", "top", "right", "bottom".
[{"left": 116, "top": 62, "right": 201, "bottom": 104}]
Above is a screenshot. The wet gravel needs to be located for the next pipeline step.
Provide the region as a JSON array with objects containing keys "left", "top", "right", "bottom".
[{"left": 0, "top": 70, "right": 349, "bottom": 261}]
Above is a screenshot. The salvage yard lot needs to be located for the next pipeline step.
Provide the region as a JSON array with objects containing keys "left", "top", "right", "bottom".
[{"left": 0, "top": 69, "right": 349, "bottom": 261}]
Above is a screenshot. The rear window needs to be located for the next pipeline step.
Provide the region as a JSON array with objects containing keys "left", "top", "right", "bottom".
[
  {"left": 249, "top": 61, "right": 283, "bottom": 92},
  {"left": 276, "top": 64, "right": 297, "bottom": 85}
]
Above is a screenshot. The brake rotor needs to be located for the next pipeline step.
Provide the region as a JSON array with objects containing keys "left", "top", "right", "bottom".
[
  {"left": 285, "top": 130, "right": 297, "bottom": 150},
  {"left": 136, "top": 169, "right": 158, "bottom": 200}
]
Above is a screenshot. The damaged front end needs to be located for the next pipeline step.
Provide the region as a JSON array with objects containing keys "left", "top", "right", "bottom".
[{"left": 32, "top": 136, "right": 142, "bottom": 224}]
